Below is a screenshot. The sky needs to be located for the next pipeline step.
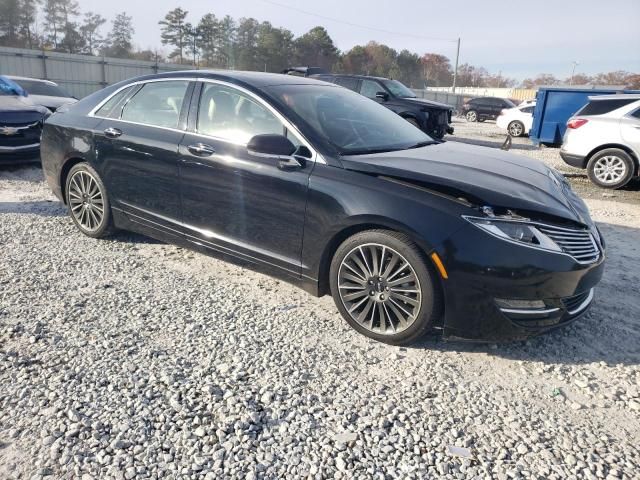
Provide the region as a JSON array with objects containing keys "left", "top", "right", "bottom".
[{"left": 77, "top": 0, "right": 639, "bottom": 81}]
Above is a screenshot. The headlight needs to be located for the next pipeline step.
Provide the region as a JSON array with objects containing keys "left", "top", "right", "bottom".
[{"left": 464, "top": 216, "right": 561, "bottom": 252}]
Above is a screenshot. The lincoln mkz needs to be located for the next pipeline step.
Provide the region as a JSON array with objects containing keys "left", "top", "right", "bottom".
[{"left": 40, "top": 71, "right": 605, "bottom": 344}]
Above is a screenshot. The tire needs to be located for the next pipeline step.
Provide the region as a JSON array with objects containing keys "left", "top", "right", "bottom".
[
  {"left": 329, "top": 229, "right": 442, "bottom": 345},
  {"left": 586, "top": 148, "right": 635, "bottom": 189},
  {"left": 65, "top": 162, "right": 115, "bottom": 238},
  {"left": 508, "top": 121, "right": 525, "bottom": 137},
  {"left": 465, "top": 110, "right": 478, "bottom": 122}
]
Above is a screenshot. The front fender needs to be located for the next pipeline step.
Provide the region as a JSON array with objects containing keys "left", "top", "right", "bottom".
[{"left": 301, "top": 164, "right": 471, "bottom": 285}]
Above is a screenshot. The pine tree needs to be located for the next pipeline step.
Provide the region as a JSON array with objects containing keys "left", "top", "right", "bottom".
[
  {"left": 104, "top": 12, "right": 134, "bottom": 58},
  {"left": 159, "top": 8, "right": 188, "bottom": 64},
  {"left": 80, "top": 12, "right": 106, "bottom": 55}
]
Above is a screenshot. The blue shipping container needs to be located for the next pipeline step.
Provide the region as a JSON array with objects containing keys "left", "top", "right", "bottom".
[{"left": 530, "top": 87, "right": 640, "bottom": 146}]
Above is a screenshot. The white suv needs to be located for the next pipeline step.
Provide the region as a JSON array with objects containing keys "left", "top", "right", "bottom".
[{"left": 561, "top": 94, "right": 640, "bottom": 189}]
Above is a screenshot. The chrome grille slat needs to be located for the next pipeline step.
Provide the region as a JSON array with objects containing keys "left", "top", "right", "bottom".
[{"left": 537, "top": 224, "right": 600, "bottom": 264}]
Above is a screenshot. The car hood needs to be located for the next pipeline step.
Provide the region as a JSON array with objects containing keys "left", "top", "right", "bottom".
[
  {"left": 340, "top": 141, "right": 592, "bottom": 225},
  {"left": 400, "top": 97, "right": 452, "bottom": 111},
  {"left": 0, "top": 95, "right": 49, "bottom": 114}
]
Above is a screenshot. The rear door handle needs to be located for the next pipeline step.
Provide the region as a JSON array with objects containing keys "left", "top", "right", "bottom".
[
  {"left": 187, "top": 143, "right": 215, "bottom": 157},
  {"left": 104, "top": 127, "right": 122, "bottom": 138}
]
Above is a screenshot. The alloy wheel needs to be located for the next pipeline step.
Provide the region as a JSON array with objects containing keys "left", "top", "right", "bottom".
[
  {"left": 466, "top": 111, "right": 477, "bottom": 122},
  {"left": 337, "top": 243, "right": 422, "bottom": 335},
  {"left": 593, "top": 155, "right": 627, "bottom": 185},
  {"left": 508, "top": 122, "right": 523, "bottom": 136},
  {"left": 68, "top": 170, "right": 105, "bottom": 232}
]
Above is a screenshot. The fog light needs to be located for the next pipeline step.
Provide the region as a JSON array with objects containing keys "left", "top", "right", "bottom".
[{"left": 495, "top": 298, "right": 546, "bottom": 309}]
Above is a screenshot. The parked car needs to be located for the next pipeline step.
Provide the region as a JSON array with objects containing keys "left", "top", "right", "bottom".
[
  {"left": 41, "top": 71, "right": 604, "bottom": 344},
  {"left": 560, "top": 94, "right": 640, "bottom": 189},
  {"left": 496, "top": 102, "right": 536, "bottom": 137},
  {"left": 284, "top": 69, "right": 453, "bottom": 139},
  {"left": 462, "top": 97, "right": 517, "bottom": 122},
  {"left": 7, "top": 76, "right": 76, "bottom": 112},
  {"left": 0, "top": 76, "right": 50, "bottom": 164}
]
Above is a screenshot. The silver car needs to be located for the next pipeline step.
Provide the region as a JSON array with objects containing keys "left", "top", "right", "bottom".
[
  {"left": 560, "top": 94, "right": 640, "bottom": 189},
  {"left": 7, "top": 76, "right": 77, "bottom": 112}
]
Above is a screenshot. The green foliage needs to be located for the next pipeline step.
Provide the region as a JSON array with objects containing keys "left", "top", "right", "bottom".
[
  {"left": 159, "top": 7, "right": 189, "bottom": 64},
  {"left": 103, "top": 12, "right": 134, "bottom": 58}
]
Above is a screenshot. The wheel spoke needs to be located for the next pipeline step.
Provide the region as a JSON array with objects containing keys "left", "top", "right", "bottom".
[
  {"left": 387, "top": 263, "right": 409, "bottom": 282},
  {"left": 356, "top": 299, "right": 374, "bottom": 324},
  {"left": 358, "top": 246, "right": 373, "bottom": 277},
  {"left": 343, "top": 261, "right": 367, "bottom": 281},
  {"left": 343, "top": 289, "right": 369, "bottom": 302},
  {"left": 390, "top": 292, "right": 420, "bottom": 307},
  {"left": 341, "top": 272, "right": 366, "bottom": 285},
  {"left": 388, "top": 273, "right": 416, "bottom": 287}
]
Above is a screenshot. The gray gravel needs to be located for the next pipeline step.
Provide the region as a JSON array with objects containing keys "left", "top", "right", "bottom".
[{"left": 1, "top": 165, "right": 639, "bottom": 479}]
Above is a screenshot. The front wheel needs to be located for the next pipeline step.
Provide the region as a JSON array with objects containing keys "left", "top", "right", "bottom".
[
  {"left": 329, "top": 230, "right": 442, "bottom": 345},
  {"left": 586, "top": 149, "right": 635, "bottom": 189},
  {"left": 65, "top": 163, "right": 115, "bottom": 238},
  {"left": 465, "top": 110, "right": 478, "bottom": 122}
]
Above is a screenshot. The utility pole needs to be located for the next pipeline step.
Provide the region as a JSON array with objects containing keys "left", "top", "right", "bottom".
[
  {"left": 452, "top": 37, "right": 461, "bottom": 93},
  {"left": 569, "top": 61, "right": 579, "bottom": 85}
]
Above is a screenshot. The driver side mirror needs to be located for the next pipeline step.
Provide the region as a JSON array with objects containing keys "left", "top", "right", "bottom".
[
  {"left": 247, "top": 134, "right": 302, "bottom": 171},
  {"left": 247, "top": 134, "right": 296, "bottom": 157},
  {"left": 375, "top": 91, "right": 389, "bottom": 101}
]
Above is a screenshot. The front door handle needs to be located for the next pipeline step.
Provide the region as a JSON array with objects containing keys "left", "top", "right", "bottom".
[
  {"left": 104, "top": 127, "right": 122, "bottom": 138},
  {"left": 187, "top": 143, "right": 215, "bottom": 157}
]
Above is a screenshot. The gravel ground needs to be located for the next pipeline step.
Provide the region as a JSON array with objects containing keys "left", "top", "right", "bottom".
[{"left": 1, "top": 146, "right": 640, "bottom": 479}]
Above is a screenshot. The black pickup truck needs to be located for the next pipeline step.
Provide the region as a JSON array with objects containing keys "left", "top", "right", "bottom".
[{"left": 282, "top": 68, "right": 454, "bottom": 139}]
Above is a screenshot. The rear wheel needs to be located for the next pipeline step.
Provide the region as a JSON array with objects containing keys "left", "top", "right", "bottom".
[
  {"left": 465, "top": 110, "right": 478, "bottom": 122},
  {"left": 329, "top": 230, "right": 441, "bottom": 345},
  {"left": 65, "top": 163, "right": 115, "bottom": 238},
  {"left": 586, "top": 148, "right": 635, "bottom": 189},
  {"left": 508, "top": 120, "right": 525, "bottom": 137}
]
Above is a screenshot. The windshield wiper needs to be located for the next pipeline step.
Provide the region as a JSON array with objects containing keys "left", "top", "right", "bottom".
[
  {"left": 340, "top": 147, "right": 399, "bottom": 156},
  {"left": 406, "top": 141, "right": 436, "bottom": 149}
]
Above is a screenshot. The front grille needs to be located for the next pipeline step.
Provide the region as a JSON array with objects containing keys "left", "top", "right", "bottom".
[
  {"left": 537, "top": 224, "right": 600, "bottom": 264},
  {"left": 0, "top": 121, "right": 42, "bottom": 146}
]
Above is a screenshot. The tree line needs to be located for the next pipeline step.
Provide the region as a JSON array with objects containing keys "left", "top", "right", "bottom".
[{"left": 1, "top": 2, "right": 638, "bottom": 89}]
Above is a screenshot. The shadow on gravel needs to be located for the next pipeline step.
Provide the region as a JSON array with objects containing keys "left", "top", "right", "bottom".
[
  {"left": 411, "top": 222, "right": 640, "bottom": 367},
  {"left": 109, "top": 231, "right": 165, "bottom": 245},
  {"left": 0, "top": 201, "right": 66, "bottom": 216},
  {"left": 0, "top": 164, "right": 43, "bottom": 183}
]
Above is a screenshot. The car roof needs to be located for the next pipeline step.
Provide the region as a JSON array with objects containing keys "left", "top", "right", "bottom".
[
  {"left": 6, "top": 75, "right": 59, "bottom": 86},
  {"left": 132, "top": 70, "right": 333, "bottom": 88},
  {"left": 315, "top": 73, "right": 389, "bottom": 81},
  {"left": 587, "top": 94, "right": 640, "bottom": 101}
]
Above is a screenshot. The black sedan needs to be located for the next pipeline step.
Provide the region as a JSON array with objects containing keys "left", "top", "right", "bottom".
[{"left": 40, "top": 71, "right": 604, "bottom": 344}]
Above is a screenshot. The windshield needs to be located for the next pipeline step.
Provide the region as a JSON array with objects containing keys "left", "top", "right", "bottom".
[
  {"left": 381, "top": 79, "right": 416, "bottom": 98},
  {"left": 267, "top": 84, "right": 432, "bottom": 155},
  {"left": 12, "top": 79, "right": 71, "bottom": 98}
]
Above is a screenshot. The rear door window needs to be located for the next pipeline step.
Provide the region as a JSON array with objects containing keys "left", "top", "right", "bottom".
[
  {"left": 94, "top": 86, "right": 135, "bottom": 118},
  {"left": 121, "top": 80, "right": 189, "bottom": 128},
  {"left": 577, "top": 98, "right": 637, "bottom": 116},
  {"left": 334, "top": 77, "right": 360, "bottom": 92}
]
